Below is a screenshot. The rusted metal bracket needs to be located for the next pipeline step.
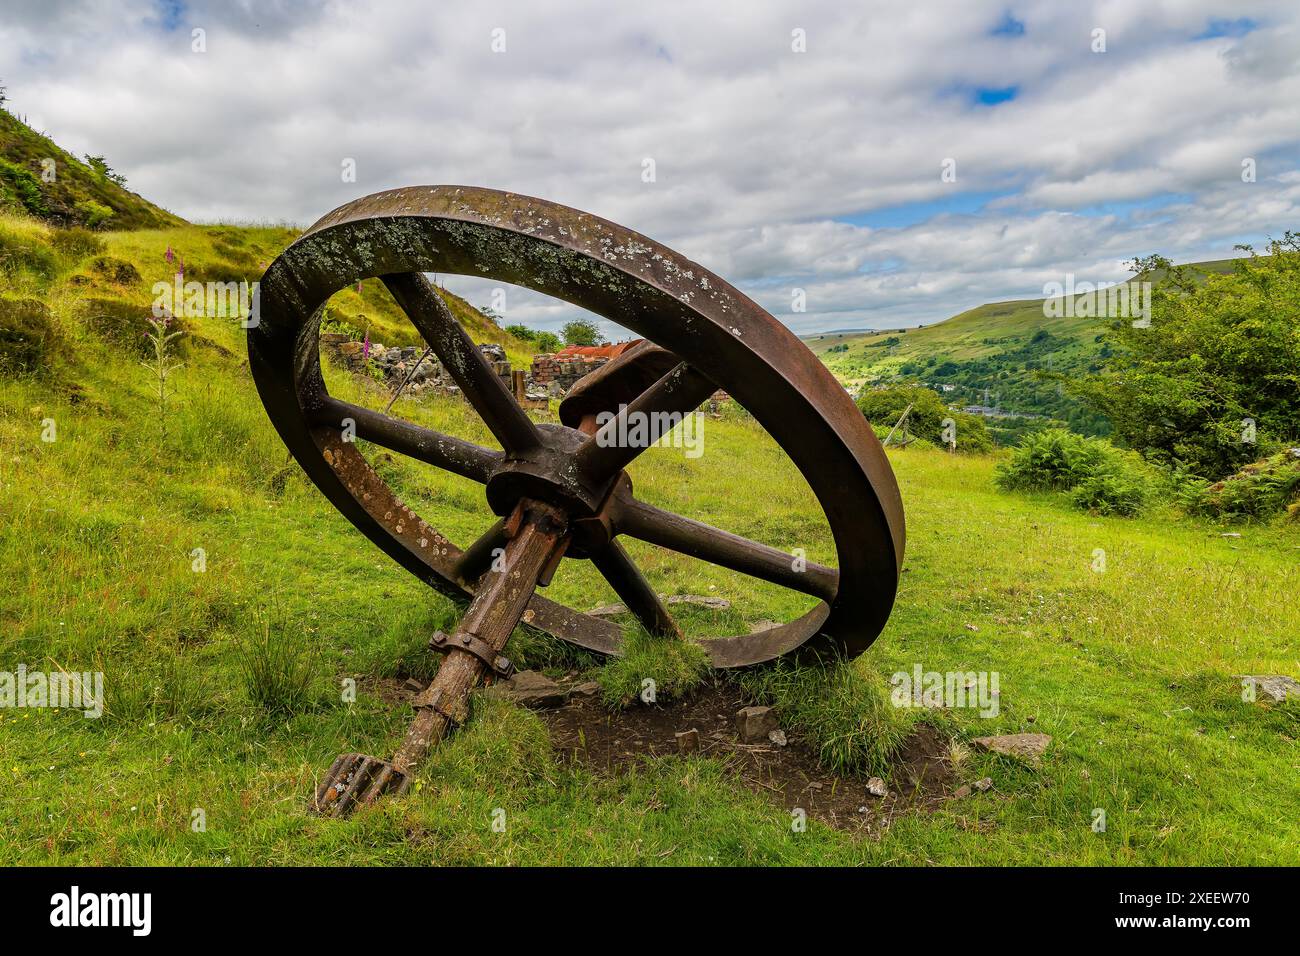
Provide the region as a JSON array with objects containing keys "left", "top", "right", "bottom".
[{"left": 428, "top": 629, "right": 514, "bottom": 680}]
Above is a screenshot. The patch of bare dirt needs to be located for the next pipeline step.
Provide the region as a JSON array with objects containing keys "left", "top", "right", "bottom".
[{"left": 538, "top": 682, "right": 957, "bottom": 833}]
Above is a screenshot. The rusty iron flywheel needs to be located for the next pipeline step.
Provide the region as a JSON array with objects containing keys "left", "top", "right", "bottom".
[{"left": 248, "top": 185, "right": 904, "bottom": 670}]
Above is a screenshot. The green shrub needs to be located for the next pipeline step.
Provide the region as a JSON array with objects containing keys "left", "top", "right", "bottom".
[
  {"left": 0, "top": 298, "right": 62, "bottom": 374},
  {"left": 0, "top": 223, "right": 58, "bottom": 282},
  {"left": 319, "top": 312, "right": 363, "bottom": 340},
  {"left": 857, "top": 384, "right": 993, "bottom": 454},
  {"left": 995, "top": 428, "right": 1108, "bottom": 491},
  {"left": 0, "top": 158, "right": 48, "bottom": 217},
  {"left": 1177, "top": 450, "right": 1300, "bottom": 520},
  {"left": 1069, "top": 467, "right": 1151, "bottom": 517},
  {"left": 74, "top": 199, "right": 115, "bottom": 229},
  {"left": 997, "top": 427, "right": 1154, "bottom": 517}
]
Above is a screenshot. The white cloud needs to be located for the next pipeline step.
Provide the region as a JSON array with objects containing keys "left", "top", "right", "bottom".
[{"left": 1, "top": 0, "right": 1297, "bottom": 336}]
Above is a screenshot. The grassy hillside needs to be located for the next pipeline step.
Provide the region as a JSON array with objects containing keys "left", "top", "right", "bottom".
[
  {"left": 0, "top": 110, "right": 186, "bottom": 230},
  {"left": 1, "top": 216, "right": 1297, "bottom": 865},
  {"left": 807, "top": 259, "right": 1244, "bottom": 438},
  {"left": 0, "top": 209, "right": 532, "bottom": 375}
]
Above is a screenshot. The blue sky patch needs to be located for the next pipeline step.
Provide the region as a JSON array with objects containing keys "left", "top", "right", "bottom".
[
  {"left": 990, "top": 12, "right": 1026, "bottom": 37},
  {"left": 1195, "top": 17, "right": 1258, "bottom": 40},
  {"left": 153, "top": 0, "right": 186, "bottom": 32},
  {"left": 975, "top": 85, "right": 1018, "bottom": 105},
  {"left": 837, "top": 189, "right": 1018, "bottom": 229}
]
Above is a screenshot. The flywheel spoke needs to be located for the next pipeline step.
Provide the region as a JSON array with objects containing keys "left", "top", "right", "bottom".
[
  {"left": 616, "top": 497, "right": 839, "bottom": 602},
  {"left": 573, "top": 361, "right": 716, "bottom": 481},
  {"left": 312, "top": 396, "right": 501, "bottom": 483},
  {"left": 589, "top": 539, "right": 682, "bottom": 638},
  {"left": 381, "top": 271, "right": 542, "bottom": 456}
]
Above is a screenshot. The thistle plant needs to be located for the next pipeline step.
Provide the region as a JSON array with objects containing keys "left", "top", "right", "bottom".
[{"left": 142, "top": 313, "right": 183, "bottom": 439}]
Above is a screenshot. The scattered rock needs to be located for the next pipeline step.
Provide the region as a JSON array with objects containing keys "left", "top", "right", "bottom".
[
  {"left": 675, "top": 729, "right": 700, "bottom": 754},
  {"left": 1238, "top": 674, "right": 1300, "bottom": 703},
  {"left": 866, "top": 777, "right": 888, "bottom": 798},
  {"left": 965, "top": 623, "right": 979, "bottom": 631},
  {"left": 496, "top": 670, "right": 569, "bottom": 709},
  {"left": 1220, "top": 532, "right": 1242, "bottom": 539},
  {"left": 570, "top": 681, "right": 600, "bottom": 698},
  {"left": 735, "top": 705, "right": 779, "bottom": 743},
  {"left": 953, "top": 784, "right": 972, "bottom": 798},
  {"left": 971, "top": 733, "right": 1052, "bottom": 762},
  {"left": 748, "top": 619, "right": 781, "bottom": 634},
  {"left": 974, "top": 776, "right": 993, "bottom": 792},
  {"left": 768, "top": 729, "right": 787, "bottom": 747},
  {"left": 402, "top": 677, "right": 424, "bottom": 693}
]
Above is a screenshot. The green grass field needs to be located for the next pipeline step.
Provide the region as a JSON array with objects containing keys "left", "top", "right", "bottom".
[{"left": 3, "top": 217, "right": 1298, "bottom": 864}]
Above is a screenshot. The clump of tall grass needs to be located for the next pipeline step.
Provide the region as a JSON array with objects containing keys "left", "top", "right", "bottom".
[
  {"left": 734, "top": 658, "right": 913, "bottom": 776},
  {"left": 237, "top": 610, "right": 322, "bottom": 717},
  {"left": 596, "top": 628, "right": 710, "bottom": 709}
]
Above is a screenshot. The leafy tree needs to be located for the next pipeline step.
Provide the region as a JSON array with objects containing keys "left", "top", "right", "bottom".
[
  {"left": 534, "top": 331, "right": 562, "bottom": 353},
  {"left": 1073, "top": 238, "right": 1300, "bottom": 479},
  {"left": 561, "top": 318, "right": 601, "bottom": 347},
  {"left": 504, "top": 323, "right": 537, "bottom": 341},
  {"left": 856, "top": 384, "right": 993, "bottom": 454},
  {"left": 83, "top": 154, "right": 127, "bottom": 187}
]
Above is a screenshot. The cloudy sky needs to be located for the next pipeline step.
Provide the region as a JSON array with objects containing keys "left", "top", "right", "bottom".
[{"left": 4, "top": 0, "right": 1300, "bottom": 337}]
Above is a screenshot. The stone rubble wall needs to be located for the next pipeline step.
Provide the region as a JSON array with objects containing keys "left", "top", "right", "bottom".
[{"left": 322, "top": 333, "right": 511, "bottom": 398}]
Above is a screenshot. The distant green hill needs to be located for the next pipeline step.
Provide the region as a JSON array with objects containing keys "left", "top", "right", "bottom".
[
  {"left": 0, "top": 108, "right": 186, "bottom": 230},
  {"left": 808, "top": 258, "right": 1244, "bottom": 438}
]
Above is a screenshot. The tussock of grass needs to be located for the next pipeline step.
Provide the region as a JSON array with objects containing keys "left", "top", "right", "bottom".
[
  {"left": 422, "top": 694, "right": 555, "bottom": 795},
  {"left": 237, "top": 610, "right": 324, "bottom": 718},
  {"left": 595, "top": 629, "right": 710, "bottom": 708},
  {"left": 504, "top": 624, "right": 603, "bottom": 675},
  {"left": 735, "top": 659, "right": 915, "bottom": 776}
]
